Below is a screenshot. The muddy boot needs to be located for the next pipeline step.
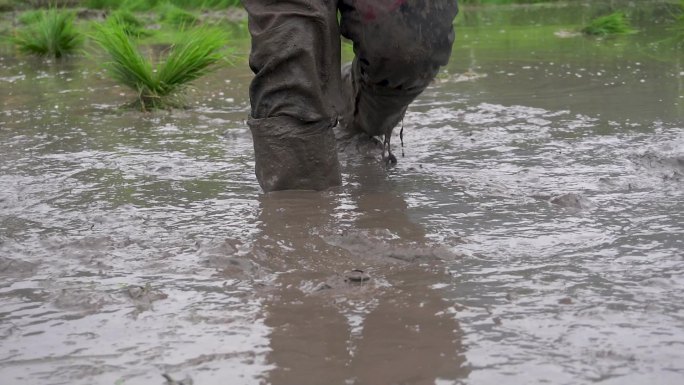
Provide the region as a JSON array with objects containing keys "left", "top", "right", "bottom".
[
  {"left": 244, "top": 0, "right": 344, "bottom": 191},
  {"left": 335, "top": 60, "right": 410, "bottom": 165},
  {"left": 335, "top": 63, "right": 385, "bottom": 160},
  {"left": 250, "top": 116, "right": 342, "bottom": 192},
  {"left": 338, "top": 0, "right": 460, "bottom": 165}
]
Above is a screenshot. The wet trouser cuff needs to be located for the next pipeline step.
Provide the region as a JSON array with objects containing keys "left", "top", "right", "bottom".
[{"left": 249, "top": 116, "right": 342, "bottom": 192}]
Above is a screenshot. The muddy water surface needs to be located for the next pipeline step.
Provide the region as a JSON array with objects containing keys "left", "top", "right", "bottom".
[{"left": 1, "top": 2, "right": 683, "bottom": 385}]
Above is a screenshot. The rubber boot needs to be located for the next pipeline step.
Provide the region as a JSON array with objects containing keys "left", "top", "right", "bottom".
[
  {"left": 335, "top": 63, "right": 385, "bottom": 160},
  {"left": 249, "top": 116, "right": 342, "bottom": 192}
]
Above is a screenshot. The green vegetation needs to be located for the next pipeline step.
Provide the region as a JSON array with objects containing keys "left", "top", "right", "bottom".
[
  {"left": 94, "top": 21, "right": 228, "bottom": 110},
  {"left": 85, "top": 0, "right": 240, "bottom": 11},
  {"left": 582, "top": 11, "right": 635, "bottom": 36},
  {"left": 109, "top": 9, "right": 150, "bottom": 37},
  {"left": 87, "top": 0, "right": 158, "bottom": 11},
  {"left": 13, "top": 8, "right": 83, "bottom": 58},
  {"left": 0, "top": 0, "right": 243, "bottom": 12},
  {"left": 159, "top": 3, "right": 198, "bottom": 26},
  {"left": 18, "top": 10, "right": 44, "bottom": 24},
  {"left": 671, "top": 0, "right": 684, "bottom": 44},
  {"left": 170, "top": 0, "right": 241, "bottom": 8}
]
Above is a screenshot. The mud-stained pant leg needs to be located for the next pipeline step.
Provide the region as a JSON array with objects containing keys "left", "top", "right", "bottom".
[
  {"left": 339, "top": 0, "right": 459, "bottom": 137},
  {"left": 243, "top": 0, "right": 343, "bottom": 192}
]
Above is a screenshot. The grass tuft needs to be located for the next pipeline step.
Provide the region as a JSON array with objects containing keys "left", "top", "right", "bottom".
[
  {"left": 582, "top": 12, "right": 635, "bottom": 37},
  {"left": 13, "top": 8, "right": 83, "bottom": 58},
  {"left": 109, "top": 9, "right": 151, "bottom": 37},
  {"left": 18, "top": 10, "right": 44, "bottom": 25},
  {"left": 672, "top": 0, "right": 684, "bottom": 44},
  {"left": 94, "top": 21, "right": 228, "bottom": 111},
  {"left": 85, "top": 0, "right": 242, "bottom": 11},
  {"left": 159, "top": 3, "right": 199, "bottom": 26},
  {"left": 86, "top": 0, "right": 160, "bottom": 11}
]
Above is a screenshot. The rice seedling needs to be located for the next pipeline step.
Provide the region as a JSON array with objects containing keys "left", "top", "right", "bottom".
[
  {"left": 581, "top": 12, "right": 635, "bottom": 37},
  {"left": 85, "top": 0, "right": 119, "bottom": 9},
  {"left": 159, "top": 3, "right": 199, "bottom": 26},
  {"left": 85, "top": 0, "right": 150, "bottom": 10},
  {"left": 111, "top": 9, "right": 144, "bottom": 28},
  {"left": 18, "top": 10, "right": 43, "bottom": 25},
  {"left": 670, "top": 0, "right": 684, "bottom": 44},
  {"left": 93, "top": 21, "right": 228, "bottom": 111},
  {"left": 25, "top": 0, "right": 76, "bottom": 7},
  {"left": 13, "top": 8, "right": 83, "bottom": 58},
  {"left": 84, "top": 0, "right": 242, "bottom": 12},
  {"left": 174, "top": 0, "right": 243, "bottom": 8},
  {"left": 109, "top": 9, "right": 151, "bottom": 37}
]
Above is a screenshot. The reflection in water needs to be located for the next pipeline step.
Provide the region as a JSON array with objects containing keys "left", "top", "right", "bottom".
[{"left": 253, "top": 159, "right": 467, "bottom": 384}]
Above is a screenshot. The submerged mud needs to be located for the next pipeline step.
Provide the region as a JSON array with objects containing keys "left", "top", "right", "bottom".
[{"left": 1, "top": 2, "right": 684, "bottom": 385}]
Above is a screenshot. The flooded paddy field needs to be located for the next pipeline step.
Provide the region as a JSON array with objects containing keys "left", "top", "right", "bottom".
[{"left": 1, "top": 2, "right": 683, "bottom": 385}]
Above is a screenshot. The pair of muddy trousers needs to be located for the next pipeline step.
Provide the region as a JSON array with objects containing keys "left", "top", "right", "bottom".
[{"left": 244, "top": 0, "right": 459, "bottom": 192}]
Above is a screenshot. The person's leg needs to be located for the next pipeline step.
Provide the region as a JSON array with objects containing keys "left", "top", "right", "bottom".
[
  {"left": 338, "top": 0, "right": 459, "bottom": 160},
  {"left": 243, "top": 0, "right": 344, "bottom": 192}
]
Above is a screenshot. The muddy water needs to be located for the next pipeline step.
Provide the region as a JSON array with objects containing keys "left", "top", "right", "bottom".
[{"left": 1, "top": 2, "right": 683, "bottom": 385}]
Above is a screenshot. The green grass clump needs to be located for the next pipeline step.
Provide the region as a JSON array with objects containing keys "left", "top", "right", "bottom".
[
  {"left": 159, "top": 3, "right": 198, "bottom": 26},
  {"left": 582, "top": 12, "right": 635, "bottom": 36},
  {"left": 109, "top": 9, "right": 151, "bottom": 37},
  {"left": 173, "top": 0, "right": 242, "bottom": 8},
  {"left": 94, "top": 21, "right": 228, "bottom": 111},
  {"left": 18, "top": 10, "right": 43, "bottom": 24},
  {"left": 86, "top": 0, "right": 160, "bottom": 11},
  {"left": 85, "top": 0, "right": 119, "bottom": 9},
  {"left": 672, "top": 0, "right": 684, "bottom": 43},
  {"left": 14, "top": 9, "right": 83, "bottom": 58},
  {"left": 85, "top": 0, "right": 241, "bottom": 10}
]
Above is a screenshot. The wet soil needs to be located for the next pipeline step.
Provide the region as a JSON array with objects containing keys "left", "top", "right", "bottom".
[{"left": 1, "top": 2, "right": 683, "bottom": 385}]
